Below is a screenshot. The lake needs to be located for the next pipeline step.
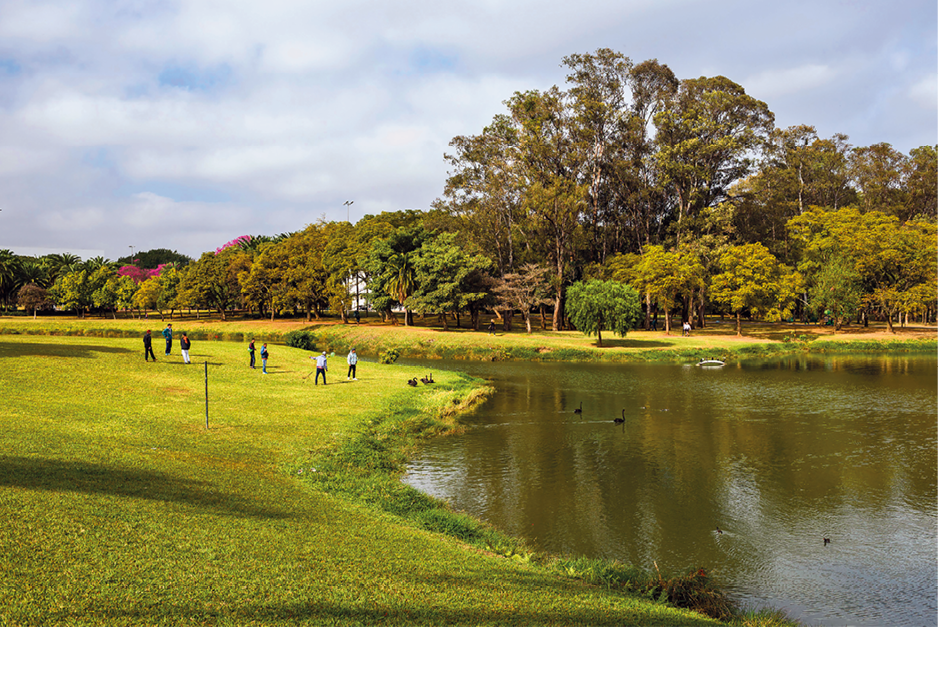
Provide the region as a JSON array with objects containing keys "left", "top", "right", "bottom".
[{"left": 401, "top": 354, "right": 938, "bottom": 626}]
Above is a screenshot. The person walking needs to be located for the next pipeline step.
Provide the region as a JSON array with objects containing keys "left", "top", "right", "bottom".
[
  {"left": 143, "top": 329, "right": 157, "bottom": 362},
  {"left": 488, "top": 319, "right": 496, "bottom": 335},
  {"left": 180, "top": 332, "right": 191, "bottom": 364},
  {"left": 346, "top": 348, "right": 358, "bottom": 380},
  {"left": 162, "top": 323, "right": 173, "bottom": 355},
  {"left": 260, "top": 343, "right": 269, "bottom": 375},
  {"left": 248, "top": 338, "right": 256, "bottom": 369},
  {"left": 313, "top": 351, "right": 328, "bottom": 385}
]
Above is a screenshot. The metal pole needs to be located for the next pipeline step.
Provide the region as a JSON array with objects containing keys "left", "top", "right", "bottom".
[{"left": 204, "top": 361, "right": 209, "bottom": 429}]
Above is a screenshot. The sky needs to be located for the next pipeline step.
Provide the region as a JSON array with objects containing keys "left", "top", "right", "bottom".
[{"left": 0, "top": 0, "right": 935, "bottom": 261}]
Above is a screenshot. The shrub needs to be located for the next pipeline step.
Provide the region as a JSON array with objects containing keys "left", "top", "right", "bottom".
[
  {"left": 378, "top": 348, "right": 400, "bottom": 364},
  {"left": 285, "top": 330, "right": 317, "bottom": 351}
]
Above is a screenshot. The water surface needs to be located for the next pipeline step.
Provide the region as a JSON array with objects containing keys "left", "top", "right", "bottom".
[{"left": 402, "top": 355, "right": 938, "bottom": 626}]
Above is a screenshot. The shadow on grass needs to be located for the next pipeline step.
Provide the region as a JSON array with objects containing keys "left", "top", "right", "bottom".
[
  {"left": 0, "top": 342, "right": 133, "bottom": 359},
  {"left": 594, "top": 338, "right": 674, "bottom": 349},
  {"left": 0, "top": 455, "right": 298, "bottom": 520},
  {"left": 45, "top": 571, "right": 715, "bottom": 626}
]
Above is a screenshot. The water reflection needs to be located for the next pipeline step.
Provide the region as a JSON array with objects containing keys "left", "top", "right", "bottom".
[{"left": 402, "top": 355, "right": 938, "bottom": 626}]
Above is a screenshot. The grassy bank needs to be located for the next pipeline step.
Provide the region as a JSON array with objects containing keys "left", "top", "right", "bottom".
[
  {"left": 2, "top": 314, "right": 934, "bottom": 364},
  {"left": 1, "top": 333, "right": 742, "bottom": 626}
]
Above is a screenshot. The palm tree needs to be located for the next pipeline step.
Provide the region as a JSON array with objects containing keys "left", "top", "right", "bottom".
[{"left": 384, "top": 253, "right": 416, "bottom": 326}]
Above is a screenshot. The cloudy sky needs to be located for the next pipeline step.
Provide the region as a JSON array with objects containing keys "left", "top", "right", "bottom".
[{"left": 0, "top": 0, "right": 935, "bottom": 261}]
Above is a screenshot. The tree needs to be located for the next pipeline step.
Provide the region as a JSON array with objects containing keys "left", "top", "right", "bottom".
[
  {"left": 631, "top": 245, "right": 705, "bottom": 334},
  {"left": 177, "top": 250, "right": 247, "bottom": 320},
  {"left": 789, "top": 207, "right": 937, "bottom": 331},
  {"left": 365, "top": 223, "right": 432, "bottom": 325},
  {"left": 849, "top": 142, "right": 908, "bottom": 218},
  {"left": 133, "top": 277, "right": 162, "bottom": 318},
  {"left": 904, "top": 145, "right": 938, "bottom": 221},
  {"left": 408, "top": 233, "right": 493, "bottom": 330},
  {"left": 49, "top": 269, "right": 93, "bottom": 317},
  {"left": 808, "top": 254, "right": 863, "bottom": 332},
  {"left": 565, "top": 279, "right": 641, "bottom": 346},
  {"left": 654, "top": 75, "right": 775, "bottom": 240},
  {"left": 710, "top": 243, "right": 800, "bottom": 336},
  {"left": 17, "top": 283, "right": 50, "bottom": 317},
  {"left": 493, "top": 263, "right": 552, "bottom": 333},
  {"left": 116, "top": 248, "right": 192, "bottom": 268}
]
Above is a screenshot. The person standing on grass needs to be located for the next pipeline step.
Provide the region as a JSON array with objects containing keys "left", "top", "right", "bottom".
[
  {"left": 248, "top": 338, "right": 256, "bottom": 369},
  {"left": 162, "top": 323, "right": 173, "bottom": 355},
  {"left": 313, "top": 351, "right": 328, "bottom": 385},
  {"left": 143, "top": 329, "right": 156, "bottom": 362},
  {"left": 260, "top": 343, "right": 269, "bottom": 375},
  {"left": 180, "top": 332, "right": 191, "bottom": 364},
  {"left": 346, "top": 348, "right": 358, "bottom": 380}
]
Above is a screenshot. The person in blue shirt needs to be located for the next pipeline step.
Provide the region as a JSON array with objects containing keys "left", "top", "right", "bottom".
[
  {"left": 162, "top": 323, "right": 173, "bottom": 355},
  {"left": 260, "top": 343, "right": 269, "bottom": 374}
]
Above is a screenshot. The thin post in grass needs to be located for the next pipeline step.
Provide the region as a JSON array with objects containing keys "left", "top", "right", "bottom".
[{"left": 204, "top": 361, "right": 209, "bottom": 429}]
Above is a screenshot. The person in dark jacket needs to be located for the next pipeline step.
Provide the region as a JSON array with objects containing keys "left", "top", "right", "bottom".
[
  {"left": 248, "top": 338, "right": 256, "bottom": 369},
  {"left": 180, "top": 332, "right": 191, "bottom": 364},
  {"left": 143, "top": 330, "right": 156, "bottom": 362}
]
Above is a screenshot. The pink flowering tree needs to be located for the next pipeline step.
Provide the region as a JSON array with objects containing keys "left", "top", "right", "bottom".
[{"left": 215, "top": 235, "right": 253, "bottom": 254}]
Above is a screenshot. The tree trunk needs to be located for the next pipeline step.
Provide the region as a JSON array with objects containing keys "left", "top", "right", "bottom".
[{"left": 736, "top": 311, "right": 742, "bottom": 337}]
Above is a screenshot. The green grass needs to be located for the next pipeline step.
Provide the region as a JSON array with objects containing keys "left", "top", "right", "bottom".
[{"left": 0, "top": 334, "right": 727, "bottom": 626}]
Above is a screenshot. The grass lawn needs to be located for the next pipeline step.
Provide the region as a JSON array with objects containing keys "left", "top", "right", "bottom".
[{"left": 0, "top": 333, "right": 721, "bottom": 626}]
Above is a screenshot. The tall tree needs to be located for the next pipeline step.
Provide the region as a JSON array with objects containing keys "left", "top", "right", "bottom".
[{"left": 654, "top": 75, "right": 775, "bottom": 242}]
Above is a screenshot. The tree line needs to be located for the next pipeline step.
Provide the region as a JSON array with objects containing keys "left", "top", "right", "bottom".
[{"left": 1, "top": 49, "right": 935, "bottom": 334}]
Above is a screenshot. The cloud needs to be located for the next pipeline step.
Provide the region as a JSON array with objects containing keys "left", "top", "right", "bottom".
[
  {"left": 908, "top": 73, "right": 938, "bottom": 109},
  {"left": 744, "top": 64, "right": 837, "bottom": 100},
  {"left": 0, "top": 0, "right": 935, "bottom": 261}
]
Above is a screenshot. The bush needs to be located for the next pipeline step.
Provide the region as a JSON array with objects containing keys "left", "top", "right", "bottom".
[
  {"left": 285, "top": 330, "right": 317, "bottom": 351},
  {"left": 378, "top": 348, "right": 400, "bottom": 364}
]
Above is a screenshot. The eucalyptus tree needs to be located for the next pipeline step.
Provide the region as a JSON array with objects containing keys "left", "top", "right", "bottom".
[
  {"left": 443, "top": 115, "right": 524, "bottom": 277},
  {"left": 654, "top": 75, "right": 775, "bottom": 243},
  {"left": 848, "top": 142, "right": 908, "bottom": 218}
]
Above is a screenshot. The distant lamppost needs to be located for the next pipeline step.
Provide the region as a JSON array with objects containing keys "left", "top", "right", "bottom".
[
  {"left": 344, "top": 200, "right": 354, "bottom": 223},
  {"left": 129, "top": 245, "right": 135, "bottom": 264}
]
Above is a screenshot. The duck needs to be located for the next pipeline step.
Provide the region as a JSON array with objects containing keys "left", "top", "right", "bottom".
[
  {"left": 823, "top": 537, "right": 831, "bottom": 546},
  {"left": 407, "top": 378, "right": 418, "bottom": 387},
  {"left": 427, "top": 373, "right": 434, "bottom": 383},
  {"left": 716, "top": 527, "right": 723, "bottom": 534},
  {"left": 420, "top": 375, "right": 430, "bottom": 384},
  {"left": 613, "top": 409, "right": 625, "bottom": 424},
  {"left": 574, "top": 402, "right": 582, "bottom": 415}
]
